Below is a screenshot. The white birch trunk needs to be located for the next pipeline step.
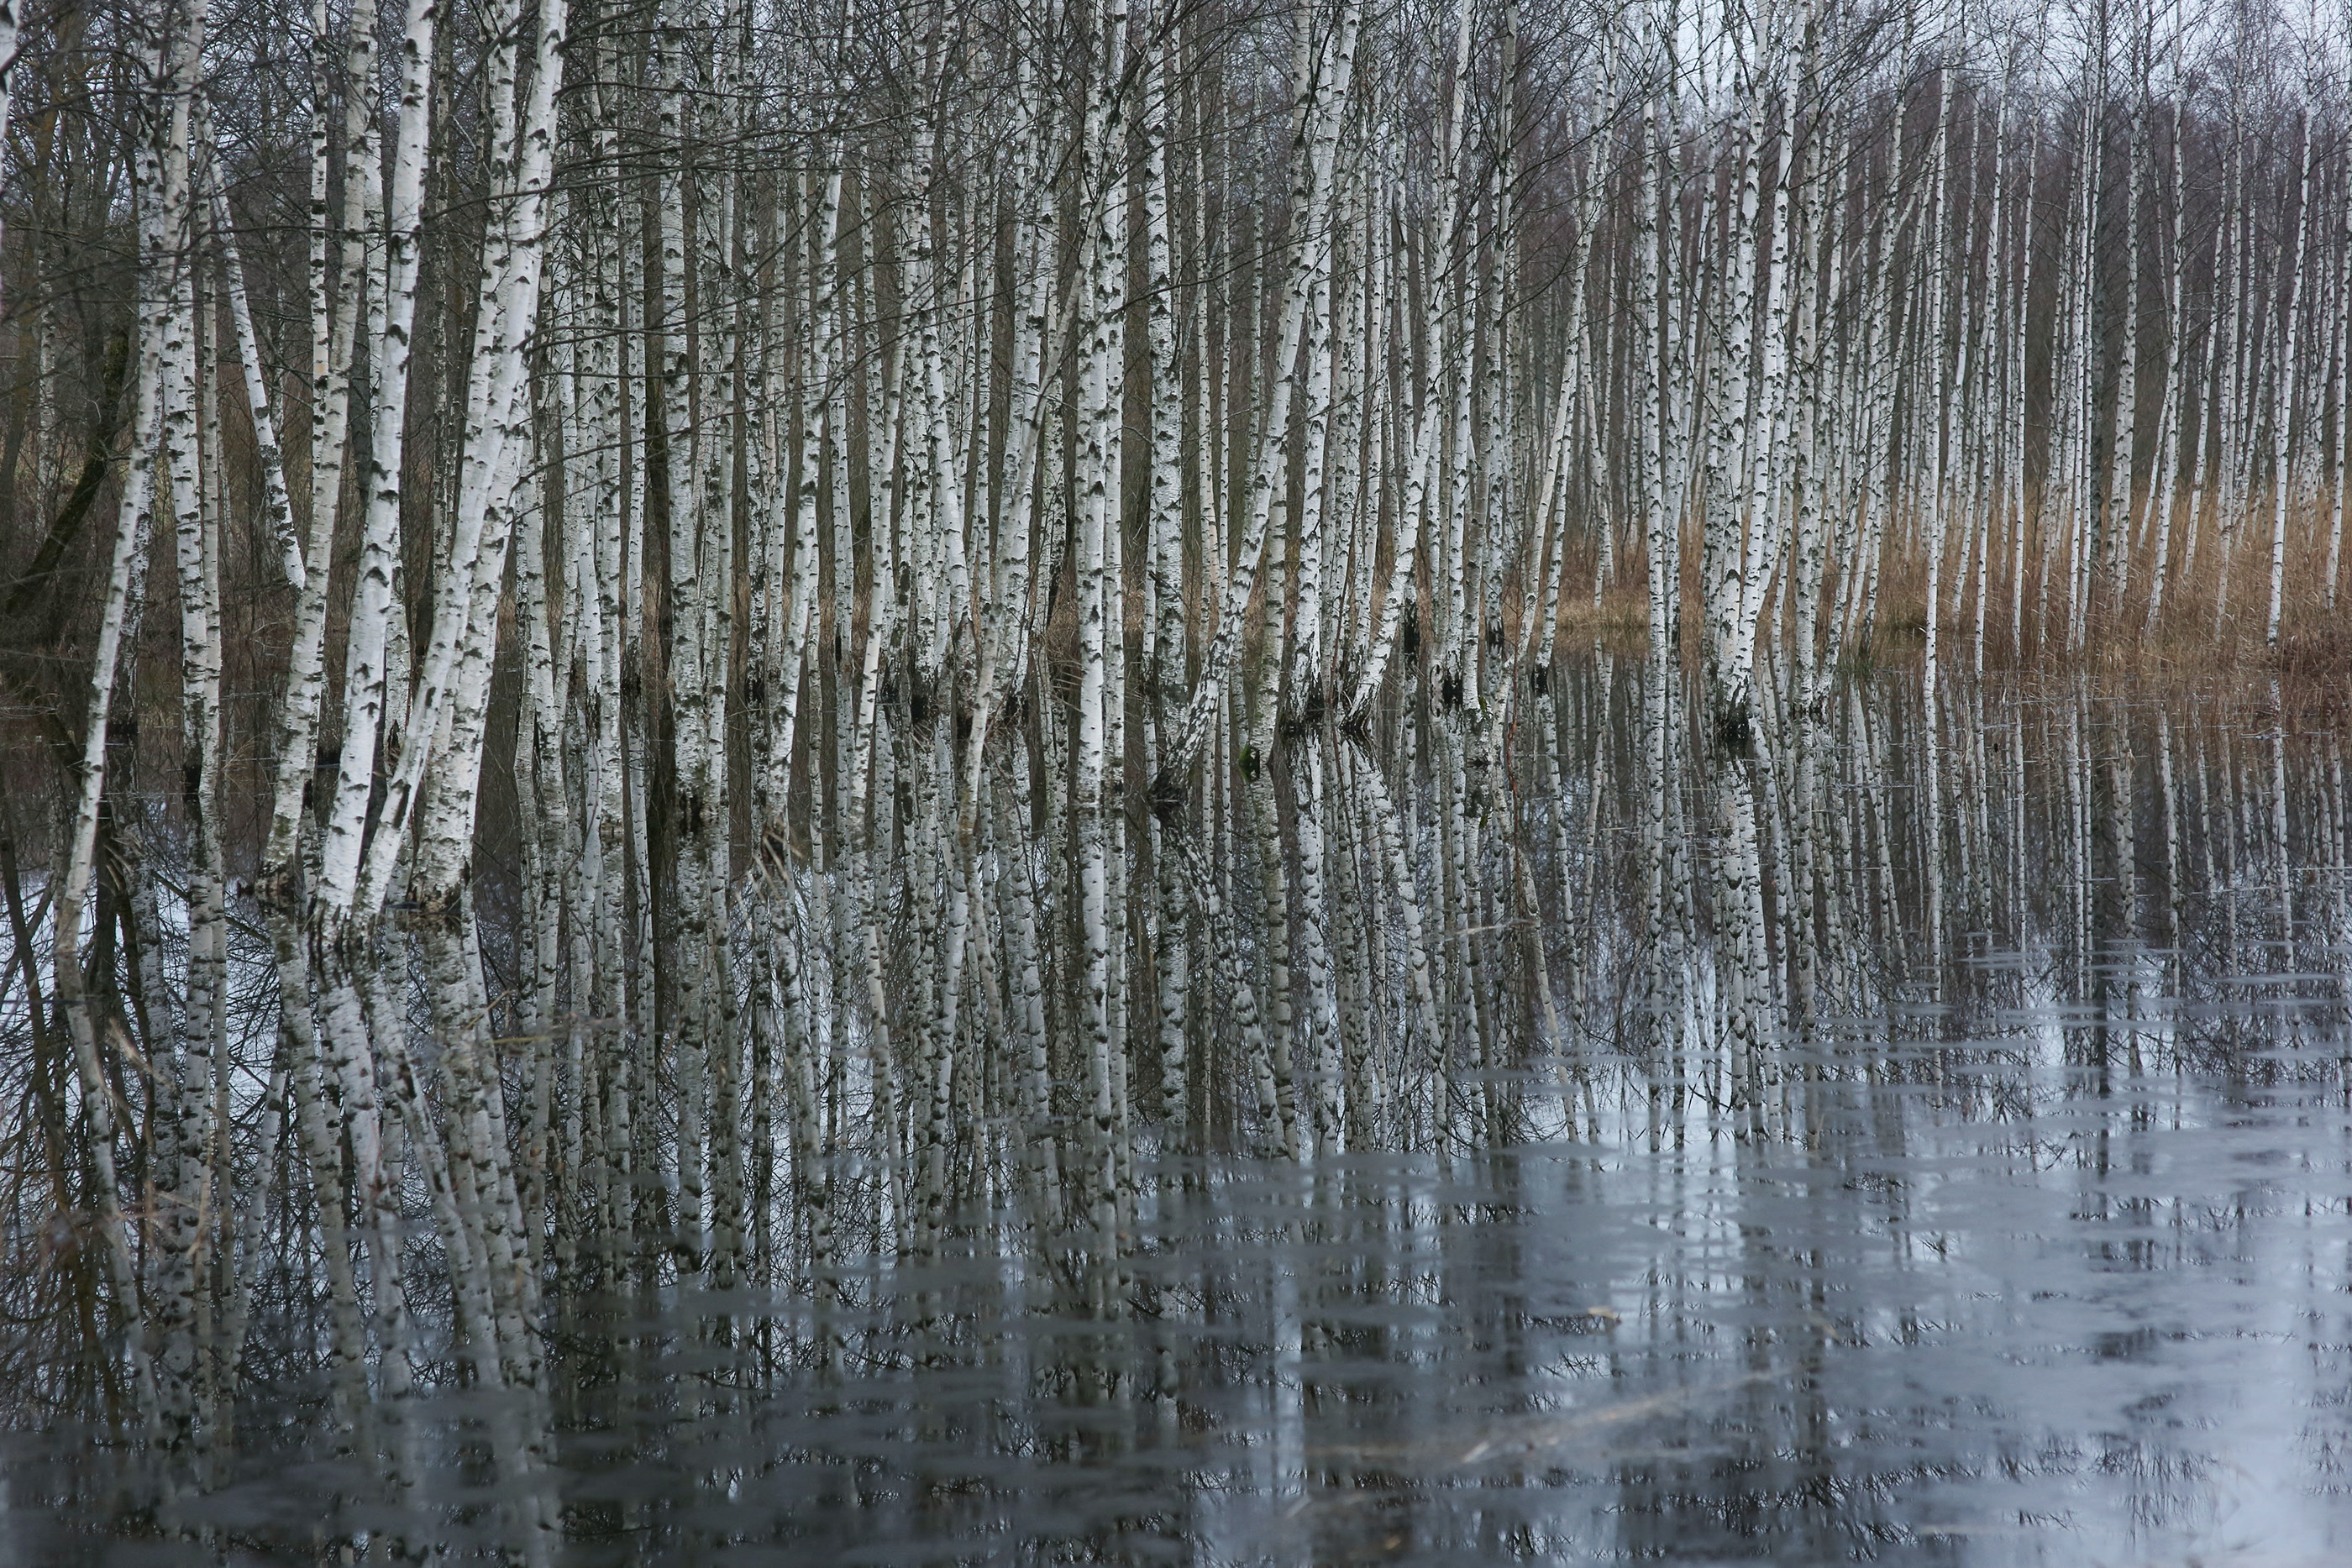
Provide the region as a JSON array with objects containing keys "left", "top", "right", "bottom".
[
  {"left": 316, "top": 0, "right": 440, "bottom": 915},
  {"left": 1163, "top": 0, "right": 1362, "bottom": 776}
]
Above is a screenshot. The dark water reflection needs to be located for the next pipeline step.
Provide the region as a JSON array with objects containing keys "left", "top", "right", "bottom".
[
  {"left": 555, "top": 1106, "right": 2352, "bottom": 1567},
  {"left": 8, "top": 663, "right": 2352, "bottom": 1565}
]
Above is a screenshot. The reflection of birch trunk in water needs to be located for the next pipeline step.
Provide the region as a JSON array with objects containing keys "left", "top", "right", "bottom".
[
  {"left": 1329, "top": 747, "right": 1382, "bottom": 1149},
  {"left": 1177, "top": 828, "right": 1279, "bottom": 1155},
  {"left": 2269, "top": 711, "right": 2292, "bottom": 951},
  {"left": 1292, "top": 745, "right": 1344, "bottom": 1153},
  {"left": 1782, "top": 670, "right": 1822, "bottom": 1029},
  {"left": 2063, "top": 698, "right": 2092, "bottom": 1020},
  {"left": 2155, "top": 708, "right": 2183, "bottom": 963},
  {"left": 1641, "top": 663, "right": 1681, "bottom": 1143},
  {"left": 1923, "top": 686, "right": 1944, "bottom": 975},
  {"left": 1858, "top": 684, "right": 1906, "bottom": 980},
  {"left": 1000, "top": 753, "right": 1060, "bottom": 1224},
  {"left": 1351, "top": 739, "right": 1443, "bottom": 1131},
  {"left": 1712, "top": 755, "right": 1772, "bottom": 1141},
  {"left": 1248, "top": 579, "right": 1304, "bottom": 1163},
  {"left": 1435, "top": 718, "right": 1495, "bottom": 1142},
  {"left": 1505, "top": 730, "right": 1562, "bottom": 1062}
]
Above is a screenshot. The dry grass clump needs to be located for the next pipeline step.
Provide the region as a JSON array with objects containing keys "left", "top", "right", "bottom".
[{"left": 1522, "top": 502, "right": 2348, "bottom": 708}]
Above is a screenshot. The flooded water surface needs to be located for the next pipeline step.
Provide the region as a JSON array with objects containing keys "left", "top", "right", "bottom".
[
  {"left": 7, "top": 665, "right": 2352, "bottom": 1566},
  {"left": 533, "top": 1095, "right": 2352, "bottom": 1566}
]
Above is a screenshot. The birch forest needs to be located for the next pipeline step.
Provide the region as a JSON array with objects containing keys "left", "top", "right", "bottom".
[{"left": 3, "top": 0, "right": 2352, "bottom": 1555}]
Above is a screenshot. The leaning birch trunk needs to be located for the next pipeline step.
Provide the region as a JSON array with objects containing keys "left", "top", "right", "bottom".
[
  {"left": 1160, "top": 0, "right": 1362, "bottom": 782},
  {"left": 353, "top": 0, "right": 562, "bottom": 913},
  {"left": 352, "top": 9, "right": 566, "bottom": 1545},
  {"left": 1789, "top": 113, "right": 1836, "bottom": 711},
  {"left": 1520, "top": 83, "right": 1612, "bottom": 678},
  {"left": 0, "top": 6, "right": 18, "bottom": 232},
  {"left": 1698, "top": 34, "right": 1768, "bottom": 740},
  {"left": 2208, "top": 108, "right": 2249, "bottom": 639},
  {"left": 198, "top": 112, "right": 302, "bottom": 588},
  {"left": 1347, "top": 0, "right": 1473, "bottom": 721},
  {"left": 2103, "top": 81, "right": 2141, "bottom": 614},
  {"left": 314, "top": 0, "right": 438, "bottom": 917},
  {"left": 960, "top": 66, "right": 1066, "bottom": 831},
  {"left": 2140, "top": 84, "right": 2187, "bottom": 636},
  {"left": 2265, "top": 115, "right": 2312, "bottom": 649},
  {"left": 53, "top": 191, "right": 165, "bottom": 1433},
  {"left": 242, "top": 0, "right": 397, "bottom": 1470}
]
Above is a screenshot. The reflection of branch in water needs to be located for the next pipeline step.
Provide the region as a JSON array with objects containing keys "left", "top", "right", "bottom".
[{"left": 1298, "top": 1368, "right": 1782, "bottom": 1479}]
